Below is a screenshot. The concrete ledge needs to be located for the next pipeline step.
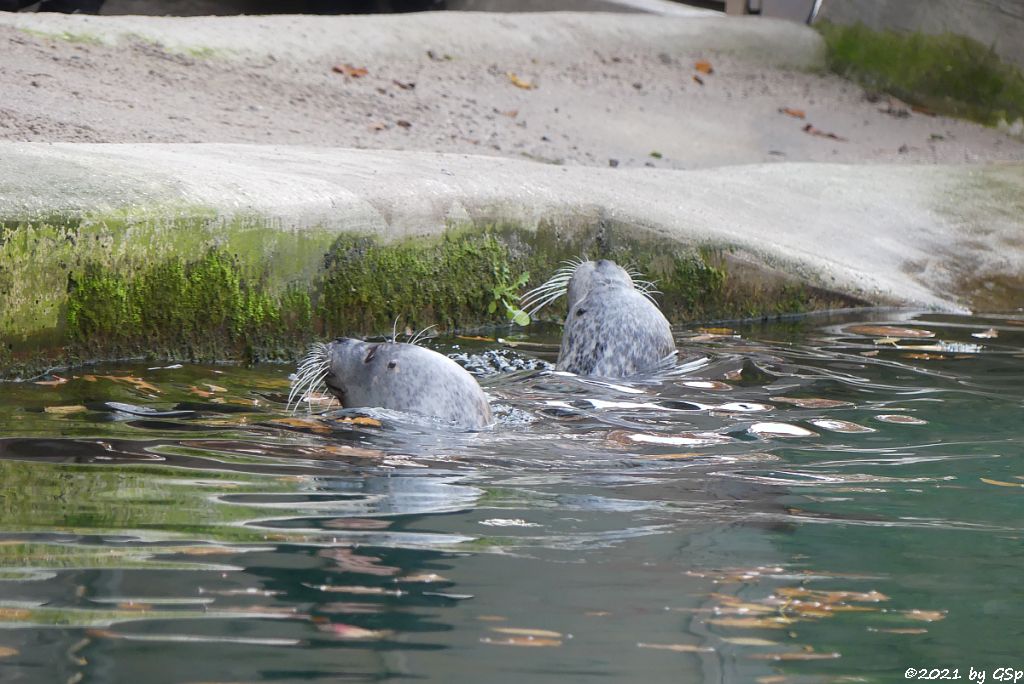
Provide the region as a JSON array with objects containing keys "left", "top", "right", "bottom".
[
  {"left": 2, "top": 143, "right": 1022, "bottom": 377},
  {"left": 0, "top": 11, "right": 824, "bottom": 68}
]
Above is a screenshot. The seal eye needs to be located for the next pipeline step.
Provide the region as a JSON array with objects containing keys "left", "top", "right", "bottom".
[
  {"left": 387, "top": 361, "right": 397, "bottom": 370},
  {"left": 576, "top": 308, "right": 586, "bottom": 317}
]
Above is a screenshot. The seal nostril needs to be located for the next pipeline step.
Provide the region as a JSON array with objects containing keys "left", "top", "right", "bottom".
[
  {"left": 387, "top": 361, "right": 397, "bottom": 370},
  {"left": 576, "top": 308, "right": 586, "bottom": 316}
]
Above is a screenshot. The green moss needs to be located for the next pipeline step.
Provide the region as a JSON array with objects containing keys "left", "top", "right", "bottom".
[
  {"left": 19, "top": 28, "right": 103, "bottom": 45},
  {"left": 818, "top": 21, "right": 1024, "bottom": 125}
]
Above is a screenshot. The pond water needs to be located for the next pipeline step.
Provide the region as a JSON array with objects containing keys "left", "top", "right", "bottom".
[{"left": 0, "top": 310, "right": 1021, "bottom": 683}]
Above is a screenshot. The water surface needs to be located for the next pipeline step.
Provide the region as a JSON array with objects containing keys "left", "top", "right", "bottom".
[{"left": 0, "top": 311, "right": 1021, "bottom": 683}]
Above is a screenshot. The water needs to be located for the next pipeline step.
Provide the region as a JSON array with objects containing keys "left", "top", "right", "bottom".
[{"left": 0, "top": 310, "right": 1021, "bottom": 683}]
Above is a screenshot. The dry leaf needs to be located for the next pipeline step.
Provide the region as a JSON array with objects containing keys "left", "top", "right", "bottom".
[
  {"left": 481, "top": 636, "right": 561, "bottom": 647},
  {"left": 698, "top": 327, "right": 736, "bottom": 336},
  {"left": 972, "top": 328, "right": 999, "bottom": 339},
  {"left": 695, "top": 60, "right": 713, "bottom": 74},
  {"left": 44, "top": 405, "right": 88, "bottom": 415},
  {"left": 845, "top": 325, "right": 934, "bottom": 338},
  {"left": 338, "top": 416, "right": 383, "bottom": 427},
  {"left": 707, "top": 617, "right": 795, "bottom": 629},
  {"left": 638, "top": 642, "right": 714, "bottom": 653},
  {"left": 396, "top": 119, "right": 412, "bottom": 129},
  {"left": 772, "top": 397, "right": 851, "bottom": 409},
  {"left": 778, "top": 107, "right": 806, "bottom": 119},
  {"left": 457, "top": 335, "right": 496, "bottom": 341},
  {"left": 900, "top": 609, "right": 946, "bottom": 622},
  {"left": 271, "top": 417, "right": 332, "bottom": 434},
  {"left": 802, "top": 123, "right": 847, "bottom": 141},
  {"left": 980, "top": 478, "right": 1024, "bottom": 488},
  {"left": 491, "top": 627, "right": 562, "bottom": 638},
  {"left": 0, "top": 646, "right": 19, "bottom": 658},
  {"left": 506, "top": 72, "right": 535, "bottom": 89},
  {"left": 692, "top": 75, "right": 705, "bottom": 85},
  {"left": 391, "top": 79, "right": 415, "bottom": 90},
  {"left": 333, "top": 64, "right": 368, "bottom": 78},
  {"left": 723, "top": 637, "right": 781, "bottom": 646}
]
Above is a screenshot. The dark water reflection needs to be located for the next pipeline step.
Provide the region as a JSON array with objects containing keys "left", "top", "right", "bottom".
[{"left": 0, "top": 311, "right": 1022, "bottom": 683}]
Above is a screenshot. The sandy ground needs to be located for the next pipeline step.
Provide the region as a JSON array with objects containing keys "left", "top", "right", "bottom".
[{"left": 2, "top": 18, "right": 1024, "bottom": 169}]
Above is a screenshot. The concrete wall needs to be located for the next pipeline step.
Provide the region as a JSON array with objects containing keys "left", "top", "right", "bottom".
[{"left": 817, "top": 0, "right": 1024, "bottom": 70}]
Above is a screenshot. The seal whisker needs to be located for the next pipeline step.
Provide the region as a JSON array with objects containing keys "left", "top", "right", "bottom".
[
  {"left": 288, "top": 342, "right": 331, "bottom": 413},
  {"left": 410, "top": 324, "right": 438, "bottom": 346},
  {"left": 525, "top": 289, "right": 568, "bottom": 316}
]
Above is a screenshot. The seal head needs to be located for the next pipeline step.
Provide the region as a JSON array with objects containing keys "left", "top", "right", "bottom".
[
  {"left": 523, "top": 259, "right": 677, "bottom": 378},
  {"left": 291, "top": 338, "right": 492, "bottom": 429}
]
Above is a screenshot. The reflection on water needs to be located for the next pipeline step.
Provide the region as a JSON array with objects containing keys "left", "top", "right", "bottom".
[{"left": 0, "top": 311, "right": 1022, "bottom": 683}]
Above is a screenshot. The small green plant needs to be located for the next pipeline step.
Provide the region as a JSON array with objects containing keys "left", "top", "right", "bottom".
[{"left": 488, "top": 265, "right": 531, "bottom": 326}]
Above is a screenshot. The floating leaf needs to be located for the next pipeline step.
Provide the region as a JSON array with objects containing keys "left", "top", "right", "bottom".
[
  {"left": 707, "top": 617, "right": 795, "bottom": 629},
  {"left": 481, "top": 636, "right": 561, "bottom": 647},
  {"left": 338, "top": 416, "right": 383, "bottom": 427},
  {"left": 271, "top": 417, "right": 331, "bottom": 434},
  {"left": 33, "top": 375, "right": 68, "bottom": 387},
  {"left": 697, "top": 327, "right": 737, "bottom": 336},
  {"left": 491, "top": 627, "right": 562, "bottom": 638},
  {"left": 638, "top": 642, "right": 714, "bottom": 653},
  {"left": 681, "top": 380, "right": 732, "bottom": 391},
  {"left": 457, "top": 335, "right": 496, "bottom": 342},
  {"left": 772, "top": 397, "right": 852, "bottom": 409},
  {"left": 694, "top": 59, "right": 714, "bottom": 74},
  {"left": 506, "top": 72, "right": 535, "bottom": 89},
  {"left": 608, "top": 430, "right": 733, "bottom": 447},
  {"left": 723, "top": 637, "right": 781, "bottom": 646},
  {"left": 972, "top": 328, "right": 999, "bottom": 338},
  {"left": 476, "top": 615, "right": 507, "bottom": 622},
  {"left": 748, "top": 422, "right": 817, "bottom": 438},
  {"left": 320, "top": 623, "right": 390, "bottom": 639},
  {"left": 900, "top": 609, "right": 945, "bottom": 622},
  {"left": 333, "top": 64, "right": 368, "bottom": 77},
  {"left": 778, "top": 107, "right": 806, "bottom": 119},
  {"left": 809, "top": 419, "right": 875, "bottom": 434},
  {"left": 0, "top": 646, "right": 18, "bottom": 658},
  {"left": 875, "top": 414, "right": 927, "bottom": 425},
  {"left": 44, "top": 405, "right": 88, "bottom": 415},
  {"left": 980, "top": 478, "right": 1024, "bottom": 488},
  {"left": 844, "top": 325, "right": 934, "bottom": 338},
  {"left": 748, "top": 651, "right": 840, "bottom": 661}
]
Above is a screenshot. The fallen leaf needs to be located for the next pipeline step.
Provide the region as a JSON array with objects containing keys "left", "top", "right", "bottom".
[
  {"left": 747, "top": 651, "right": 841, "bottom": 661},
  {"left": 772, "top": 397, "right": 852, "bottom": 409},
  {"left": 900, "top": 609, "right": 946, "bottom": 622},
  {"left": 910, "top": 104, "right": 936, "bottom": 116},
  {"left": 697, "top": 327, "right": 737, "bottom": 336},
  {"left": 875, "top": 414, "right": 928, "bottom": 425},
  {"left": 338, "top": 416, "right": 383, "bottom": 427},
  {"left": 692, "top": 75, "right": 704, "bottom": 85},
  {"left": 189, "top": 385, "right": 214, "bottom": 398},
  {"left": 481, "top": 636, "right": 561, "bottom": 647},
  {"left": 491, "top": 627, "right": 562, "bottom": 638},
  {"left": 845, "top": 325, "right": 934, "bottom": 338},
  {"left": 396, "top": 119, "right": 412, "bottom": 129},
  {"left": 972, "top": 328, "right": 999, "bottom": 339},
  {"left": 649, "top": 151, "right": 663, "bottom": 159},
  {"left": 33, "top": 375, "right": 67, "bottom": 387},
  {"left": 44, "top": 405, "right": 88, "bottom": 415},
  {"left": 457, "top": 335, "right": 496, "bottom": 342},
  {"left": 391, "top": 79, "right": 415, "bottom": 90},
  {"left": 695, "top": 59, "right": 714, "bottom": 74},
  {"left": 333, "top": 64, "right": 368, "bottom": 78},
  {"left": 370, "top": 122, "right": 388, "bottom": 131},
  {"left": 861, "top": 350, "right": 880, "bottom": 357},
  {"left": 707, "top": 617, "right": 795, "bottom": 629},
  {"left": 499, "top": 109, "right": 518, "bottom": 118},
  {"left": 506, "top": 72, "right": 535, "bottom": 89},
  {"left": 204, "top": 383, "right": 228, "bottom": 393},
  {"left": 0, "top": 647, "right": 18, "bottom": 658},
  {"left": 723, "top": 637, "right": 781, "bottom": 646},
  {"left": 271, "top": 417, "right": 332, "bottom": 434},
  {"left": 778, "top": 107, "right": 805, "bottom": 119},
  {"left": 476, "top": 615, "right": 507, "bottom": 622},
  {"left": 802, "top": 123, "right": 847, "bottom": 142},
  {"left": 638, "top": 642, "right": 714, "bottom": 653},
  {"left": 980, "top": 478, "right": 1024, "bottom": 488}
]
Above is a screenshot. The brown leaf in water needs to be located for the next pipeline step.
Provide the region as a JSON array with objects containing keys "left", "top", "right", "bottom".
[
  {"left": 772, "top": 397, "right": 852, "bottom": 409},
  {"left": 875, "top": 414, "right": 927, "bottom": 425},
  {"left": 0, "top": 608, "right": 31, "bottom": 621},
  {"left": 698, "top": 327, "right": 737, "bottom": 336},
  {"left": 845, "top": 325, "right": 934, "bottom": 338},
  {"left": 778, "top": 107, "right": 806, "bottom": 119},
  {"left": 271, "top": 417, "right": 332, "bottom": 434},
  {"left": 189, "top": 385, "right": 214, "bottom": 398},
  {"left": 476, "top": 615, "right": 507, "bottom": 622},
  {"left": 638, "top": 642, "right": 715, "bottom": 653},
  {"left": 723, "top": 637, "right": 781, "bottom": 646},
  {"left": 44, "top": 405, "right": 88, "bottom": 415},
  {"left": 492, "top": 627, "right": 562, "bottom": 638},
  {"left": 972, "top": 328, "right": 999, "bottom": 339},
  {"left": 0, "top": 647, "right": 17, "bottom": 658},
  {"left": 810, "top": 419, "right": 875, "bottom": 434},
  {"left": 116, "top": 602, "right": 153, "bottom": 611},
  {"left": 320, "top": 623, "right": 391, "bottom": 639},
  {"left": 203, "top": 383, "right": 228, "bottom": 393},
  {"left": 980, "top": 478, "right": 1024, "bottom": 488},
  {"left": 802, "top": 123, "right": 847, "bottom": 141},
  {"left": 397, "top": 573, "right": 448, "bottom": 583},
  {"left": 338, "top": 416, "right": 383, "bottom": 427},
  {"left": 748, "top": 651, "right": 841, "bottom": 661},
  {"left": 506, "top": 72, "right": 535, "bottom": 89},
  {"left": 900, "top": 609, "right": 946, "bottom": 622},
  {"left": 695, "top": 59, "right": 714, "bottom": 74},
  {"left": 303, "top": 584, "right": 402, "bottom": 596},
  {"left": 481, "top": 636, "right": 561, "bottom": 647},
  {"left": 902, "top": 353, "right": 950, "bottom": 360},
  {"left": 707, "top": 616, "right": 795, "bottom": 629},
  {"left": 333, "top": 64, "right": 368, "bottom": 78},
  {"left": 457, "top": 335, "right": 496, "bottom": 341},
  {"left": 860, "top": 350, "right": 880, "bottom": 357},
  {"left": 33, "top": 375, "right": 68, "bottom": 386}
]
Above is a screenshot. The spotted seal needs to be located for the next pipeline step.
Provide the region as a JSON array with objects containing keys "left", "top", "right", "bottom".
[
  {"left": 522, "top": 259, "right": 677, "bottom": 377},
  {"left": 289, "top": 337, "right": 492, "bottom": 429}
]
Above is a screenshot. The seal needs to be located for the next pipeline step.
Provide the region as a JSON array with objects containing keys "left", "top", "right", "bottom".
[
  {"left": 289, "top": 337, "right": 492, "bottom": 429},
  {"left": 521, "top": 259, "right": 677, "bottom": 377}
]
